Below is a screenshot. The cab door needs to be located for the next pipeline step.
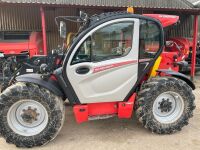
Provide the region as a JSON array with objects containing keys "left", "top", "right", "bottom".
[{"left": 66, "top": 18, "right": 140, "bottom": 104}]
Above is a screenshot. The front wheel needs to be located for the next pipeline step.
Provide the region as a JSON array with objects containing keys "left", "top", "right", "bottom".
[
  {"left": 135, "top": 77, "right": 195, "bottom": 134},
  {"left": 0, "top": 82, "right": 65, "bottom": 148}
]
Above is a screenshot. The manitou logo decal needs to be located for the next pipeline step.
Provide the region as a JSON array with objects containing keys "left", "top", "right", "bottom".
[
  {"left": 159, "top": 15, "right": 178, "bottom": 19},
  {"left": 139, "top": 58, "right": 151, "bottom": 62},
  {"left": 93, "top": 60, "right": 138, "bottom": 73}
]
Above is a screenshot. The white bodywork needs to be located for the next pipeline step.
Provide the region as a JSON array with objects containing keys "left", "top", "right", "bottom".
[{"left": 67, "top": 18, "right": 140, "bottom": 103}]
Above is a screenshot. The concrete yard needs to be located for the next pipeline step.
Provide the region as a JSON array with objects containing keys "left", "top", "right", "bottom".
[{"left": 0, "top": 75, "right": 200, "bottom": 150}]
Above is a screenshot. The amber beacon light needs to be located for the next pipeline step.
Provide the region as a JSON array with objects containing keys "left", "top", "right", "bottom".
[{"left": 127, "top": 7, "right": 134, "bottom": 13}]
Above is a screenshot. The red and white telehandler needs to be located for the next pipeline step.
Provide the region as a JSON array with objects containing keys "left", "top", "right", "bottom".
[{"left": 0, "top": 11, "right": 195, "bottom": 148}]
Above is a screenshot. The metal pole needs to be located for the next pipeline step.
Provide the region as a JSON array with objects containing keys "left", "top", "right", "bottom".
[
  {"left": 191, "top": 15, "right": 198, "bottom": 80},
  {"left": 40, "top": 6, "right": 47, "bottom": 55}
]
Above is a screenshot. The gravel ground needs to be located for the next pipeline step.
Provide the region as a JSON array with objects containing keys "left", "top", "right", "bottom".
[{"left": 0, "top": 75, "right": 200, "bottom": 150}]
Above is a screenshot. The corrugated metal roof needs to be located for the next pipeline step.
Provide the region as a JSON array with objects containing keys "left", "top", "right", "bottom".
[
  {"left": 187, "top": 0, "right": 200, "bottom": 7},
  {"left": 188, "top": 0, "right": 200, "bottom": 7},
  {"left": 187, "top": 0, "right": 199, "bottom": 3},
  {"left": 0, "top": 0, "right": 197, "bottom": 9}
]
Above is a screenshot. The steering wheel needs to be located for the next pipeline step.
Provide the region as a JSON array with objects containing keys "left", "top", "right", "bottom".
[{"left": 112, "top": 47, "right": 123, "bottom": 55}]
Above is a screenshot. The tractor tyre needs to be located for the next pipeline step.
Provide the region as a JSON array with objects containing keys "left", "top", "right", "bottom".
[
  {"left": 0, "top": 82, "right": 65, "bottom": 148},
  {"left": 135, "top": 77, "right": 195, "bottom": 134}
]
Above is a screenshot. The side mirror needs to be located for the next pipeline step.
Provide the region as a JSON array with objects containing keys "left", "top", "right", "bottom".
[
  {"left": 79, "top": 11, "right": 88, "bottom": 21},
  {"left": 59, "top": 21, "right": 67, "bottom": 39}
]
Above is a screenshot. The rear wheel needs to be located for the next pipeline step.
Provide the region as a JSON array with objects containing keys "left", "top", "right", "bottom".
[
  {"left": 135, "top": 77, "right": 195, "bottom": 134},
  {"left": 0, "top": 82, "right": 65, "bottom": 148}
]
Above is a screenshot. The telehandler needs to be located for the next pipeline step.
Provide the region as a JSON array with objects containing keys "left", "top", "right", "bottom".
[{"left": 0, "top": 11, "right": 195, "bottom": 148}]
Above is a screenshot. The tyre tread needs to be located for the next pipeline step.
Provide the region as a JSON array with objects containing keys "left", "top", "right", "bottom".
[
  {"left": 135, "top": 77, "right": 195, "bottom": 134},
  {"left": 0, "top": 82, "right": 65, "bottom": 148}
]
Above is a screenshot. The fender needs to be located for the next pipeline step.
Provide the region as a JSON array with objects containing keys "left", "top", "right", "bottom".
[
  {"left": 15, "top": 74, "right": 65, "bottom": 98},
  {"left": 157, "top": 69, "right": 195, "bottom": 90}
]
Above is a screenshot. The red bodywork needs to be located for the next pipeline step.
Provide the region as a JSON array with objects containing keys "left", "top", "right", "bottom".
[
  {"left": 73, "top": 93, "right": 136, "bottom": 123},
  {"left": 143, "top": 14, "right": 179, "bottom": 27},
  {"left": 0, "top": 32, "right": 44, "bottom": 58},
  {"left": 143, "top": 14, "right": 179, "bottom": 28}
]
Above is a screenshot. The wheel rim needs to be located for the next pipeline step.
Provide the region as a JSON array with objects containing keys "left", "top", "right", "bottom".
[
  {"left": 153, "top": 91, "right": 184, "bottom": 124},
  {"left": 7, "top": 99, "right": 48, "bottom": 136}
]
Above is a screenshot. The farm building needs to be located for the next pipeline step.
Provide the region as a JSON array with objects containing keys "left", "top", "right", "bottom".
[{"left": 0, "top": 0, "right": 199, "bottom": 52}]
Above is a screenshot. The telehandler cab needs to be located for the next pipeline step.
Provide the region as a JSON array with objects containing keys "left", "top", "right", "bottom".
[{"left": 0, "top": 11, "right": 195, "bottom": 148}]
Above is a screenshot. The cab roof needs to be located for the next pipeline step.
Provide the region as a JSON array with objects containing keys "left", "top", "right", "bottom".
[{"left": 143, "top": 14, "right": 179, "bottom": 27}]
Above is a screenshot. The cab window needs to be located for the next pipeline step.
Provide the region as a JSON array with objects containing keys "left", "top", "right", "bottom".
[
  {"left": 139, "top": 20, "right": 161, "bottom": 59},
  {"left": 72, "top": 22, "right": 134, "bottom": 65}
]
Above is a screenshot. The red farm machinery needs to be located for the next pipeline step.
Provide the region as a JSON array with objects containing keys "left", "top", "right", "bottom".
[{"left": 0, "top": 32, "right": 63, "bottom": 91}]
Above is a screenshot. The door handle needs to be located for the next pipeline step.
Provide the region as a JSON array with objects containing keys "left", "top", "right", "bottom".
[{"left": 76, "top": 67, "right": 90, "bottom": 74}]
